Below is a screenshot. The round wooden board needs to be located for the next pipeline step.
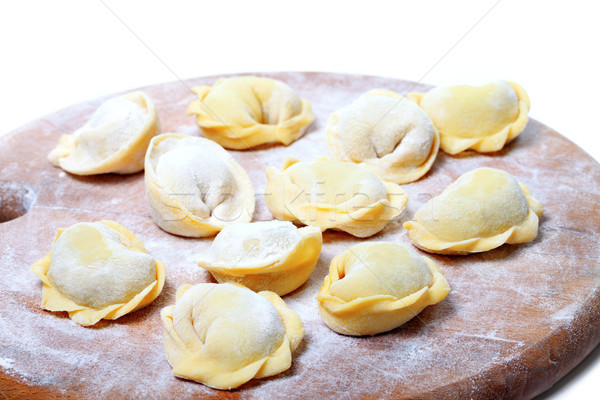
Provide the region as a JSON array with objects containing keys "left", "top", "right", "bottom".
[{"left": 1, "top": 72, "right": 600, "bottom": 399}]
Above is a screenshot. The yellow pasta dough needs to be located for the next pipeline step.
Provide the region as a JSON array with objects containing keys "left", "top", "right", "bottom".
[
  {"left": 48, "top": 91, "right": 161, "bottom": 175},
  {"left": 317, "top": 242, "right": 450, "bottom": 336},
  {"left": 30, "top": 220, "right": 166, "bottom": 326},
  {"left": 408, "top": 81, "right": 529, "bottom": 154},
  {"left": 145, "top": 133, "right": 255, "bottom": 237},
  {"left": 161, "top": 283, "right": 304, "bottom": 390},
  {"left": 404, "top": 167, "right": 544, "bottom": 254},
  {"left": 198, "top": 220, "right": 322, "bottom": 295},
  {"left": 187, "top": 76, "right": 314, "bottom": 149},
  {"left": 326, "top": 89, "right": 439, "bottom": 184},
  {"left": 265, "top": 158, "right": 408, "bottom": 238}
]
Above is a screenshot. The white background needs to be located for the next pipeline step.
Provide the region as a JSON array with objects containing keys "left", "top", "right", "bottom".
[{"left": 0, "top": 1, "right": 598, "bottom": 398}]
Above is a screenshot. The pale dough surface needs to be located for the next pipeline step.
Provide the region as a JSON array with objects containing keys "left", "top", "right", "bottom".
[
  {"left": 404, "top": 167, "right": 543, "bottom": 254},
  {"left": 329, "top": 242, "right": 433, "bottom": 302},
  {"left": 326, "top": 90, "right": 439, "bottom": 183},
  {"left": 265, "top": 159, "right": 408, "bottom": 237},
  {"left": 198, "top": 221, "right": 322, "bottom": 296},
  {"left": 161, "top": 283, "right": 303, "bottom": 389},
  {"left": 145, "top": 133, "right": 255, "bottom": 237},
  {"left": 409, "top": 81, "right": 530, "bottom": 154},
  {"left": 317, "top": 242, "right": 450, "bottom": 336},
  {"left": 187, "top": 76, "right": 314, "bottom": 149},
  {"left": 172, "top": 284, "right": 285, "bottom": 368},
  {"left": 416, "top": 168, "right": 528, "bottom": 241},
  {"left": 285, "top": 160, "right": 388, "bottom": 207},
  {"left": 48, "top": 222, "right": 156, "bottom": 308},
  {"left": 420, "top": 81, "right": 518, "bottom": 139},
  {"left": 206, "top": 220, "right": 302, "bottom": 267},
  {"left": 48, "top": 91, "right": 160, "bottom": 174},
  {"left": 154, "top": 146, "right": 238, "bottom": 221}
]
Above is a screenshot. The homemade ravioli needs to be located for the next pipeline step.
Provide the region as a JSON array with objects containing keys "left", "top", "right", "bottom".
[
  {"left": 187, "top": 76, "right": 314, "bottom": 149},
  {"left": 317, "top": 242, "right": 450, "bottom": 336},
  {"left": 48, "top": 91, "right": 161, "bottom": 175},
  {"left": 326, "top": 90, "right": 439, "bottom": 184},
  {"left": 265, "top": 158, "right": 408, "bottom": 238},
  {"left": 145, "top": 133, "right": 255, "bottom": 237},
  {"left": 30, "top": 221, "right": 166, "bottom": 326},
  {"left": 404, "top": 167, "right": 544, "bottom": 254},
  {"left": 198, "top": 221, "right": 322, "bottom": 296},
  {"left": 161, "top": 283, "right": 304, "bottom": 390},
  {"left": 408, "top": 81, "right": 529, "bottom": 154}
]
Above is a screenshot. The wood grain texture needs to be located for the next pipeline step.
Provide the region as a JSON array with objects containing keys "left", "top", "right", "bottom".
[{"left": 0, "top": 72, "right": 599, "bottom": 399}]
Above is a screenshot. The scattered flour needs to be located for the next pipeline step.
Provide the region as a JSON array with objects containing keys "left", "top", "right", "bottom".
[{"left": 0, "top": 357, "right": 15, "bottom": 370}]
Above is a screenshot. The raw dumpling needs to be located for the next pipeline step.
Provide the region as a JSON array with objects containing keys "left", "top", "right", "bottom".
[
  {"left": 265, "top": 158, "right": 408, "bottom": 238},
  {"left": 198, "top": 220, "right": 322, "bottom": 296},
  {"left": 145, "top": 133, "right": 255, "bottom": 237},
  {"left": 48, "top": 91, "right": 161, "bottom": 175},
  {"left": 187, "top": 76, "right": 314, "bottom": 149},
  {"left": 326, "top": 89, "right": 439, "bottom": 184},
  {"left": 317, "top": 242, "right": 450, "bottom": 336},
  {"left": 30, "top": 220, "right": 166, "bottom": 326},
  {"left": 161, "top": 283, "right": 304, "bottom": 390},
  {"left": 408, "top": 81, "right": 529, "bottom": 154},
  {"left": 404, "top": 167, "right": 544, "bottom": 254}
]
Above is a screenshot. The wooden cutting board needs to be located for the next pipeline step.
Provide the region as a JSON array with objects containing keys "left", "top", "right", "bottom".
[{"left": 1, "top": 72, "right": 599, "bottom": 399}]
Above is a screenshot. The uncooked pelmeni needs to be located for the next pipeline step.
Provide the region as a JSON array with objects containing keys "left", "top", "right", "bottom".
[
  {"left": 30, "top": 221, "right": 166, "bottom": 326},
  {"left": 408, "top": 81, "right": 529, "bottom": 154},
  {"left": 144, "top": 133, "right": 255, "bottom": 237},
  {"left": 317, "top": 242, "right": 450, "bottom": 336},
  {"left": 198, "top": 220, "right": 322, "bottom": 295},
  {"left": 403, "top": 167, "right": 544, "bottom": 254},
  {"left": 326, "top": 89, "right": 439, "bottom": 184},
  {"left": 187, "top": 76, "right": 314, "bottom": 149},
  {"left": 265, "top": 158, "right": 408, "bottom": 238},
  {"left": 161, "top": 283, "right": 304, "bottom": 390},
  {"left": 48, "top": 91, "right": 160, "bottom": 175}
]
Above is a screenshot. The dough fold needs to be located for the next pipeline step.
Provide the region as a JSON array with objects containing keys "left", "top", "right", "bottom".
[
  {"left": 317, "top": 242, "right": 450, "bottom": 336},
  {"left": 326, "top": 89, "right": 439, "bottom": 183},
  {"left": 198, "top": 221, "right": 322, "bottom": 296},
  {"left": 403, "top": 167, "right": 544, "bottom": 254},
  {"left": 265, "top": 158, "right": 408, "bottom": 238},
  {"left": 30, "top": 220, "right": 166, "bottom": 326},
  {"left": 145, "top": 133, "right": 255, "bottom": 237},
  {"left": 408, "top": 81, "right": 529, "bottom": 154},
  {"left": 187, "top": 76, "right": 314, "bottom": 149},
  {"left": 48, "top": 91, "right": 161, "bottom": 175},
  {"left": 161, "top": 283, "right": 304, "bottom": 389}
]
